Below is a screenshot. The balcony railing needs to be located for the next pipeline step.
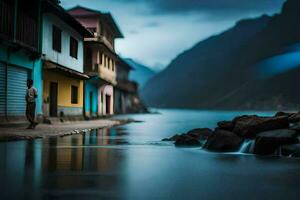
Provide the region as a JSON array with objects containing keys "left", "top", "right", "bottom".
[
  {"left": 0, "top": 1, "right": 39, "bottom": 50},
  {"left": 85, "top": 34, "right": 115, "bottom": 52},
  {"left": 0, "top": 1, "right": 14, "bottom": 38},
  {"left": 16, "top": 12, "right": 38, "bottom": 49}
]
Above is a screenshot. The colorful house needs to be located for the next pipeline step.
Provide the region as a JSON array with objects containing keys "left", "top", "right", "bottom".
[
  {"left": 0, "top": 0, "right": 43, "bottom": 121},
  {"left": 114, "top": 58, "right": 137, "bottom": 113},
  {"left": 41, "top": 1, "right": 92, "bottom": 117},
  {"left": 68, "top": 6, "right": 124, "bottom": 116},
  {"left": 114, "top": 58, "right": 148, "bottom": 114}
]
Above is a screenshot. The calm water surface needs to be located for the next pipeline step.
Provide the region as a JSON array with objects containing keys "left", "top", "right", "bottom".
[{"left": 1, "top": 109, "right": 300, "bottom": 200}]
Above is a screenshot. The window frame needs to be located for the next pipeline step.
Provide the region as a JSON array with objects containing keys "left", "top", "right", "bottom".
[
  {"left": 69, "top": 36, "right": 78, "bottom": 59},
  {"left": 52, "top": 25, "right": 62, "bottom": 53},
  {"left": 71, "top": 85, "right": 79, "bottom": 104}
]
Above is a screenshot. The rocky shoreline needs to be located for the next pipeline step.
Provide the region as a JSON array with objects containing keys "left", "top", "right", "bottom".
[{"left": 162, "top": 111, "right": 300, "bottom": 157}]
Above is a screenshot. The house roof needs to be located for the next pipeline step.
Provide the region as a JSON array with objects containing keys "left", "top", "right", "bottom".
[
  {"left": 68, "top": 6, "right": 124, "bottom": 38},
  {"left": 43, "top": 0, "right": 93, "bottom": 38}
]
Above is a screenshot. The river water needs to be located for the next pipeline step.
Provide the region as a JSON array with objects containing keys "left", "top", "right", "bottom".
[{"left": 1, "top": 109, "right": 300, "bottom": 200}]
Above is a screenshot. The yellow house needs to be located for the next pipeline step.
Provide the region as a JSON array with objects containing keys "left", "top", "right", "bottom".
[
  {"left": 42, "top": 2, "right": 91, "bottom": 117},
  {"left": 42, "top": 64, "right": 86, "bottom": 117}
]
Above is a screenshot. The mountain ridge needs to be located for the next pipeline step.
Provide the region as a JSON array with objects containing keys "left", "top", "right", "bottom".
[{"left": 141, "top": 0, "right": 300, "bottom": 110}]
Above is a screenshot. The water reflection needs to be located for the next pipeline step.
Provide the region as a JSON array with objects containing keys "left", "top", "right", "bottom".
[
  {"left": 1, "top": 110, "right": 300, "bottom": 200},
  {"left": 0, "top": 128, "right": 129, "bottom": 200}
]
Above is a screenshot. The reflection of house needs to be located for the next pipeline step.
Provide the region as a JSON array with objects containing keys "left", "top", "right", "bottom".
[
  {"left": 0, "top": 0, "right": 43, "bottom": 121},
  {"left": 41, "top": 1, "right": 92, "bottom": 117},
  {"left": 68, "top": 6, "right": 123, "bottom": 117}
]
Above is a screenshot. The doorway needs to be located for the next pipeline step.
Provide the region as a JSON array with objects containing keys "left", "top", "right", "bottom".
[
  {"left": 89, "top": 91, "right": 93, "bottom": 116},
  {"left": 105, "top": 94, "right": 111, "bottom": 115},
  {"left": 49, "top": 82, "right": 58, "bottom": 117}
]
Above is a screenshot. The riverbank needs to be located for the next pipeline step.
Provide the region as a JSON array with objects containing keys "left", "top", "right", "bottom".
[{"left": 0, "top": 118, "right": 133, "bottom": 142}]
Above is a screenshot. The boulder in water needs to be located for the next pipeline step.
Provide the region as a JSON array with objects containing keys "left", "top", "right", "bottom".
[
  {"left": 274, "top": 111, "right": 294, "bottom": 118},
  {"left": 288, "top": 112, "right": 300, "bottom": 123},
  {"left": 162, "top": 134, "right": 181, "bottom": 141},
  {"left": 281, "top": 144, "right": 300, "bottom": 156},
  {"left": 186, "top": 128, "right": 213, "bottom": 140},
  {"left": 175, "top": 134, "right": 201, "bottom": 147},
  {"left": 233, "top": 115, "right": 289, "bottom": 138},
  {"left": 204, "top": 129, "right": 244, "bottom": 152},
  {"left": 217, "top": 121, "right": 234, "bottom": 131},
  {"left": 163, "top": 128, "right": 212, "bottom": 142},
  {"left": 254, "top": 129, "right": 299, "bottom": 155}
]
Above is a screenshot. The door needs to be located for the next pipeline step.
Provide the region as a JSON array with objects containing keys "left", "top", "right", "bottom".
[
  {"left": 89, "top": 91, "right": 93, "bottom": 116},
  {"left": 49, "top": 82, "right": 58, "bottom": 117},
  {"left": 105, "top": 94, "right": 111, "bottom": 115},
  {"left": 7, "top": 66, "right": 28, "bottom": 116}
]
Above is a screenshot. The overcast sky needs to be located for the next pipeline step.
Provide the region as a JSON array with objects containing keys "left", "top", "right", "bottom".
[{"left": 61, "top": 0, "right": 286, "bottom": 71}]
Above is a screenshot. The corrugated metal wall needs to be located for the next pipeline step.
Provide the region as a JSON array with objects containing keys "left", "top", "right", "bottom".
[
  {"left": 7, "top": 66, "right": 28, "bottom": 116},
  {"left": 0, "top": 63, "right": 5, "bottom": 116}
]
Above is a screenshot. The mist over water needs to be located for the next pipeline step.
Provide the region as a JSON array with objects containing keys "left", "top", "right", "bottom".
[{"left": 257, "top": 44, "right": 300, "bottom": 78}]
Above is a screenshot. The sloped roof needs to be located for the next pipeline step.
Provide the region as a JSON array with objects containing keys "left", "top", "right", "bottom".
[
  {"left": 43, "top": 1, "right": 93, "bottom": 37},
  {"left": 68, "top": 6, "right": 124, "bottom": 38}
]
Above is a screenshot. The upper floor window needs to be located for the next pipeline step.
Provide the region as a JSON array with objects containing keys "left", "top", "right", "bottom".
[
  {"left": 71, "top": 85, "right": 78, "bottom": 104},
  {"left": 70, "top": 36, "right": 78, "bottom": 59},
  {"left": 52, "top": 25, "right": 62, "bottom": 52}
]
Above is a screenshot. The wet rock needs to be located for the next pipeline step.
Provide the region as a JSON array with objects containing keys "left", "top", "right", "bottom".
[
  {"left": 233, "top": 115, "right": 289, "bottom": 138},
  {"left": 204, "top": 129, "right": 244, "bottom": 152},
  {"left": 175, "top": 134, "right": 201, "bottom": 147},
  {"left": 291, "top": 151, "right": 300, "bottom": 157},
  {"left": 281, "top": 144, "right": 300, "bottom": 156},
  {"left": 289, "top": 123, "right": 300, "bottom": 134},
  {"left": 162, "top": 134, "right": 181, "bottom": 141},
  {"left": 217, "top": 121, "right": 234, "bottom": 131},
  {"left": 186, "top": 128, "right": 213, "bottom": 140},
  {"left": 163, "top": 128, "right": 212, "bottom": 142},
  {"left": 274, "top": 111, "right": 294, "bottom": 118},
  {"left": 253, "top": 129, "right": 299, "bottom": 155},
  {"left": 288, "top": 112, "right": 300, "bottom": 123}
]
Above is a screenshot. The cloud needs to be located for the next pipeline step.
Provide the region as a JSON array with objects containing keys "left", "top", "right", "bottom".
[
  {"left": 144, "top": 22, "right": 160, "bottom": 28},
  {"left": 116, "top": 0, "right": 285, "bottom": 16}
]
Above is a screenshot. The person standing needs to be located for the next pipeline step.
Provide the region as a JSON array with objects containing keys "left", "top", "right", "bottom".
[{"left": 25, "top": 79, "right": 38, "bottom": 129}]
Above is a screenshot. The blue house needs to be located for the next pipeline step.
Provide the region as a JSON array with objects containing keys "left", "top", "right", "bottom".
[
  {"left": 84, "top": 77, "right": 100, "bottom": 118},
  {"left": 0, "top": 0, "right": 43, "bottom": 121}
]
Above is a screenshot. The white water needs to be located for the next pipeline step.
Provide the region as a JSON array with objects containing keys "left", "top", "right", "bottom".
[{"left": 239, "top": 140, "right": 255, "bottom": 154}]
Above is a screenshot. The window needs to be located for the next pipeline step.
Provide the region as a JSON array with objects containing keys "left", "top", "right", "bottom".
[
  {"left": 99, "top": 53, "right": 103, "bottom": 65},
  {"left": 70, "top": 36, "right": 78, "bottom": 59},
  {"left": 71, "top": 85, "right": 78, "bottom": 104},
  {"left": 52, "top": 25, "right": 61, "bottom": 52}
]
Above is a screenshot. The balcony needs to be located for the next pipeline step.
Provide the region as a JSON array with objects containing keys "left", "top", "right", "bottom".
[
  {"left": 85, "top": 34, "right": 115, "bottom": 52},
  {"left": 0, "top": 1, "right": 14, "bottom": 39},
  {"left": 16, "top": 12, "right": 39, "bottom": 49},
  {"left": 0, "top": 1, "right": 39, "bottom": 51},
  {"left": 116, "top": 79, "right": 138, "bottom": 93}
]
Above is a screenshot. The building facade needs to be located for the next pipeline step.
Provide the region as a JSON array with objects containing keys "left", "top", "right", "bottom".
[
  {"left": 68, "top": 6, "right": 123, "bottom": 117},
  {"left": 0, "top": 0, "right": 43, "bottom": 121},
  {"left": 41, "top": 1, "right": 91, "bottom": 117},
  {"left": 114, "top": 58, "right": 148, "bottom": 114}
]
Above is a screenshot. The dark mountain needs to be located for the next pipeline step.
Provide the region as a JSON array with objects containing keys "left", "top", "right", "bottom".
[
  {"left": 141, "top": 0, "right": 300, "bottom": 110},
  {"left": 124, "top": 58, "right": 156, "bottom": 89}
]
